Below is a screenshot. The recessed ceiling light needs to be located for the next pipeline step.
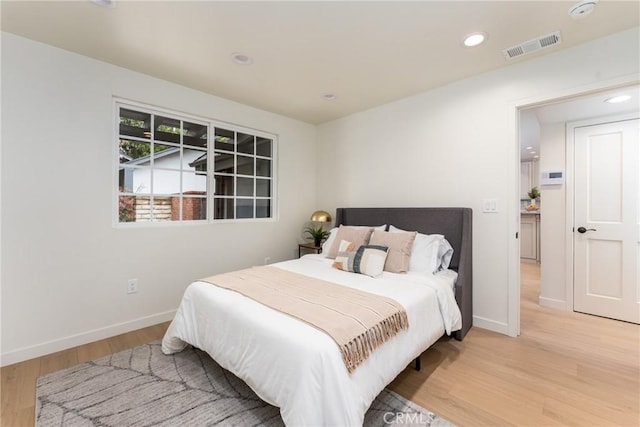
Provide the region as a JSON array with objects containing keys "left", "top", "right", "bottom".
[
  {"left": 90, "top": 0, "right": 115, "bottom": 7},
  {"left": 463, "top": 32, "right": 487, "bottom": 47},
  {"left": 322, "top": 94, "right": 337, "bottom": 101},
  {"left": 530, "top": 151, "right": 536, "bottom": 154},
  {"left": 526, "top": 146, "right": 533, "bottom": 150},
  {"left": 533, "top": 155, "right": 539, "bottom": 159},
  {"left": 605, "top": 95, "right": 631, "bottom": 104},
  {"left": 231, "top": 52, "right": 253, "bottom": 65}
]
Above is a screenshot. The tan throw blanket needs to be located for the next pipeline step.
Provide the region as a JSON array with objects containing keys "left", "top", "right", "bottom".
[{"left": 200, "top": 266, "right": 409, "bottom": 373}]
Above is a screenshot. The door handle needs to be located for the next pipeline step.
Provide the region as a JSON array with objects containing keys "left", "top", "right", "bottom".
[{"left": 577, "top": 226, "right": 597, "bottom": 233}]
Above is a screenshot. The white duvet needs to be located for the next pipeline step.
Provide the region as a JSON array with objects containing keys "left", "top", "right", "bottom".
[{"left": 162, "top": 255, "right": 462, "bottom": 426}]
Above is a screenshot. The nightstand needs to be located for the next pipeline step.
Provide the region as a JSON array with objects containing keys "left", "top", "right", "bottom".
[{"left": 298, "top": 243, "right": 322, "bottom": 258}]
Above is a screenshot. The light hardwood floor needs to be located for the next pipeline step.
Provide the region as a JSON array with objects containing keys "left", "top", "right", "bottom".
[
  {"left": 2, "top": 262, "right": 639, "bottom": 426},
  {"left": 391, "top": 261, "right": 640, "bottom": 426},
  {"left": 1, "top": 323, "right": 171, "bottom": 426}
]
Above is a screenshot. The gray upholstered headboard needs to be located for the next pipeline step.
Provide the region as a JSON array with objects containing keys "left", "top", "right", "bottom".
[{"left": 335, "top": 207, "right": 472, "bottom": 340}]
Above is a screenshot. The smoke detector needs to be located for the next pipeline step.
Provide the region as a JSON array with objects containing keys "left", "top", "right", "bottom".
[
  {"left": 502, "top": 31, "right": 562, "bottom": 60},
  {"left": 569, "top": 1, "right": 598, "bottom": 19}
]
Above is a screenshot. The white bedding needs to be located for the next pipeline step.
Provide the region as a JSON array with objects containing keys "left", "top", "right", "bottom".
[{"left": 162, "top": 254, "right": 462, "bottom": 426}]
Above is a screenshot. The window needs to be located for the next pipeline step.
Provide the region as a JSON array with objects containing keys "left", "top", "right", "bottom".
[
  {"left": 116, "top": 101, "right": 275, "bottom": 224},
  {"left": 213, "top": 128, "right": 273, "bottom": 220}
]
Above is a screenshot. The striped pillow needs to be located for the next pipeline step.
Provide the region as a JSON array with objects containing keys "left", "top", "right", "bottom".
[{"left": 332, "top": 240, "right": 389, "bottom": 278}]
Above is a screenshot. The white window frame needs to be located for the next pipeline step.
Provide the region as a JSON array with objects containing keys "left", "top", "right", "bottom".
[{"left": 113, "top": 98, "right": 277, "bottom": 226}]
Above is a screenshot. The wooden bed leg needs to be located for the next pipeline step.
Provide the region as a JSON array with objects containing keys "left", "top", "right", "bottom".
[{"left": 414, "top": 356, "right": 421, "bottom": 371}]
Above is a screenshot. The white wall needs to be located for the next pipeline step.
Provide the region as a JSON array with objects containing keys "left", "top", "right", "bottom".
[
  {"left": 2, "top": 27, "right": 639, "bottom": 364},
  {"left": 538, "top": 122, "right": 567, "bottom": 309},
  {"left": 316, "top": 27, "right": 640, "bottom": 334},
  {"left": 0, "top": 33, "right": 317, "bottom": 365}
]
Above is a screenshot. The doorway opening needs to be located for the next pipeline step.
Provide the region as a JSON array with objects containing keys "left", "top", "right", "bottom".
[{"left": 516, "top": 83, "right": 639, "bottom": 333}]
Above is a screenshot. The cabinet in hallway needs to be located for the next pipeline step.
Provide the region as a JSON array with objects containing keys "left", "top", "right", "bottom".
[{"left": 520, "top": 213, "right": 540, "bottom": 261}]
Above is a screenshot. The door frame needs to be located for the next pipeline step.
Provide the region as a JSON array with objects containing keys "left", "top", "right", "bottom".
[
  {"left": 508, "top": 74, "right": 639, "bottom": 337},
  {"left": 565, "top": 112, "right": 640, "bottom": 312}
]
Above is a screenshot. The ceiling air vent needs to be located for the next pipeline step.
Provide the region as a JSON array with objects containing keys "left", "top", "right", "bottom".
[{"left": 502, "top": 31, "right": 562, "bottom": 60}]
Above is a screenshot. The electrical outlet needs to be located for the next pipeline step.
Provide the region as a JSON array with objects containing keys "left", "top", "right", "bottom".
[
  {"left": 127, "top": 278, "right": 138, "bottom": 294},
  {"left": 264, "top": 257, "right": 271, "bottom": 265}
]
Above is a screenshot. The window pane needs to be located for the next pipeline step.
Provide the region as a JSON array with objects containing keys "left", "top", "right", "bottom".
[
  {"left": 155, "top": 115, "right": 181, "bottom": 144},
  {"left": 237, "top": 177, "right": 253, "bottom": 197},
  {"left": 153, "top": 196, "right": 173, "bottom": 221},
  {"left": 119, "top": 167, "right": 135, "bottom": 193},
  {"left": 182, "top": 172, "right": 207, "bottom": 194},
  {"left": 182, "top": 196, "right": 207, "bottom": 221},
  {"left": 214, "top": 174, "right": 234, "bottom": 196},
  {"left": 237, "top": 199, "right": 254, "bottom": 219},
  {"left": 256, "top": 178, "right": 271, "bottom": 197},
  {"left": 237, "top": 155, "right": 254, "bottom": 175},
  {"left": 256, "top": 199, "right": 271, "bottom": 218},
  {"left": 120, "top": 108, "right": 151, "bottom": 139},
  {"left": 135, "top": 196, "right": 153, "bottom": 221},
  {"left": 214, "top": 198, "right": 234, "bottom": 219},
  {"left": 153, "top": 169, "right": 181, "bottom": 194},
  {"left": 130, "top": 167, "right": 152, "bottom": 194},
  {"left": 214, "top": 152, "right": 234, "bottom": 174},
  {"left": 184, "top": 148, "right": 207, "bottom": 172},
  {"left": 256, "top": 137, "right": 272, "bottom": 157},
  {"left": 256, "top": 158, "right": 271, "bottom": 177},
  {"left": 119, "top": 139, "right": 151, "bottom": 164},
  {"left": 215, "top": 128, "right": 235, "bottom": 151},
  {"left": 237, "top": 133, "right": 254, "bottom": 155},
  {"left": 152, "top": 144, "right": 178, "bottom": 167},
  {"left": 184, "top": 121, "right": 207, "bottom": 148},
  {"left": 118, "top": 195, "right": 137, "bottom": 222}
]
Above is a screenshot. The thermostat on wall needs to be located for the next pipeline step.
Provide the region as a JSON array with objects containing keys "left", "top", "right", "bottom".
[{"left": 540, "top": 171, "right": 564, "bottom": 185}]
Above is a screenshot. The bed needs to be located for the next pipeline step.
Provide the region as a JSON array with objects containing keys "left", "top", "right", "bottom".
[{"left": 162, "top": 207, "right": 473, "bottom": 426}]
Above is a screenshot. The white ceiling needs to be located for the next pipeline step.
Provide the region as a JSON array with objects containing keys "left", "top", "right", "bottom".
[
  {"left": 520, "top": 83, "right": 640, "bottom": 161},
  {"left": 533, "top": 84, "right": 640, "bottom": 124},
  {"left": 1, "top": 0, "right": 639, "bottom": 124}
]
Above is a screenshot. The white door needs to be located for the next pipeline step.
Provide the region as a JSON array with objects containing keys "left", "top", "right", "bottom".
[{"left": 574, "top": 118, "right": 639, "bottom": 324}]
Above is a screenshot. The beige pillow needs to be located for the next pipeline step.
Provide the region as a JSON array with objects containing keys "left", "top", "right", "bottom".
[
  {"left": 326, "top": 225, "right": 375, "bottom": 259},
  {"left": 369, "top": 230, "right": 417, "bottom": 273}
]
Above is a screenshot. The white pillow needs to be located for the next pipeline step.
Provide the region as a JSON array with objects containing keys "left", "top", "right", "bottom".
[
  {"left": 322, "top": 227, "right": 339, "bottom": 254},
  {"left": 322, "top": 225, "right": 386, "bottom": 257},
  {"left": 389, "top": 225, "right": 450, "bottom": 274},
  {"left": 438, "top": 238, "right": 454, "bottom": 270}
]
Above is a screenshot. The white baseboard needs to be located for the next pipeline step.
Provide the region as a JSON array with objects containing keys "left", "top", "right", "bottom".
[
  {"left": 472, "top": 315, "right": 510, "bottom": 335},
  {"left": 1, "top": 310, "right": 176, "bottom": 367},
  {"left": 0, "top": 311, "right": 519, "bottom": 366},
  {"left": 539, "top": 296, "right": 568, "bottom": 310}
]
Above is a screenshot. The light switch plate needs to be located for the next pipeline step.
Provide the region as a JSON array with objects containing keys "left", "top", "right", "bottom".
[{"left": 483, "top": 198, "right": 498, "bottom": 213}]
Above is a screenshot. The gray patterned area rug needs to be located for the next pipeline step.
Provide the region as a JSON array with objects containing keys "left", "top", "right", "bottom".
[{"left": 36, "top": 341, "right": 453, "bottom": 426}]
